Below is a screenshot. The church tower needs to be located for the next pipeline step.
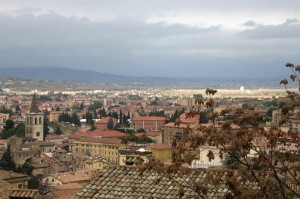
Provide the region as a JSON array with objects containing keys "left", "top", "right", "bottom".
[{"left": 25, "top": 95, "right": 44, "bottom": 141}]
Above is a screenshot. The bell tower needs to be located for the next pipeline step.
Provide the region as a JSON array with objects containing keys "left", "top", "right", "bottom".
[{"left": 25, "top": 95, "right": 44, "bottom": 141}]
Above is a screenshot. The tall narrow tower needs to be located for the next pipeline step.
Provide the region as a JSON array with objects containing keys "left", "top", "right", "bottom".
[{"left": 25, "top": 95, "right": 44, "bottom": 141}]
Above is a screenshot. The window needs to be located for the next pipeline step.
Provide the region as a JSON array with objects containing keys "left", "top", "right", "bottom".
[
  {"left": 35, "top": 117, "right": 37, "bottom": 124},
  {"left": 52, "top": 179, "right": 54, "bottom": 182},
  {"left": 18, "top": 184, "right": 23, "bottom": 189},
  {"left": 39, "top": 117, "right": 42, "bottom": 124}
]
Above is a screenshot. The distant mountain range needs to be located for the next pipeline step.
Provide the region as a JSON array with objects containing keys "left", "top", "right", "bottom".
[
  {"left": 0, "top": 66, "right": 281, "bottom": 89},
  {"left": 0, "top": 66, "right": 135, "bottom": 82}
]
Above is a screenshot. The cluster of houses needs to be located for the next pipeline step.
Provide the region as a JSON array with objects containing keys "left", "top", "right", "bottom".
[{"left": 0, "top": 93, "right": 299, "bottom": 198}]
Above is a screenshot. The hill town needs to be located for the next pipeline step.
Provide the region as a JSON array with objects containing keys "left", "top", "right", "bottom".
[{"left": 0, "top": 77, "right": 299, "bottom": 198}]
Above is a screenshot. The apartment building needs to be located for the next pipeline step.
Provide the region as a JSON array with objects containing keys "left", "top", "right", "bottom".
[
  {"left": 73, "top": 138, "right": 125, "bottom": 163},
  {"left": 131, "top": 116, "right": 165, "bottom": 131}
]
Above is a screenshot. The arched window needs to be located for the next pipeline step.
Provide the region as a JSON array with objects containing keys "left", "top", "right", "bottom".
[
  {"left": 30, "top": 117, "right": 32, "bottom": 124},
  {"left": 35, "top": 117, "right": 37, "bottom": 124},
  {"left": 39, "top": 117, "right": 42, "bottom": 124}
]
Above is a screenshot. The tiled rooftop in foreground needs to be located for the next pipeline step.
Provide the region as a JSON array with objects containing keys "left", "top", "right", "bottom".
[{"left": 74, "top": 166, "right": 260, "bottom": 199}]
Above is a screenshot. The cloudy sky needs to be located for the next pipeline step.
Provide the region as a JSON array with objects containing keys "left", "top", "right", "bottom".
[{"left": 0, "top": 0, "right": 299, "bottom": 79}]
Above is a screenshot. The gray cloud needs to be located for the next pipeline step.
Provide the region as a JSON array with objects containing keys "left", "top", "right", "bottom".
[
  {"left": 243, "top": 20, "right": 257, "bottom": 27},
  {"left": 0, "top": 4, "right": 299, "bottom": 79},
  {"left": 240, "top": 18, "right": 300, "bottom": 39}
]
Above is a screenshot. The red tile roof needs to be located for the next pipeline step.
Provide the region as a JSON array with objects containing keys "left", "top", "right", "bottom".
[
  {"left": 179, "top": 113, "right": 199, "bottom": 124},
  {"left": 49, "top": 170, "right": 92, "bottom": 184},
  {"left": 292, "top": 120, "right": 300, "bottom": 124}
]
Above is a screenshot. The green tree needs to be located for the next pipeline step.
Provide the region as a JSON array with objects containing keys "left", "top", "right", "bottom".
[
  {"left": 98, "top": 108, "right": 107, "bottom": 118},
  {"left": 85, "top": 111, "right": 93, "bottom": 124},
  {"left": 71, "top": 112, "right": 81, "bottom": 126},
  {"left": 4, "top": 119, "right": 14, "bottom": 131},
  {"left": 0, "top": 128, "right": 16, "bottom": 139},
  {"left": 28, "top": 175, "right": 41, "bottom": 189},
  {"left": 0, "top": 146, "right": 16, "bottom": 171},
  {"left": 15, "top": 123, "right": 25, "bottom": 137},
  {"left": 119, "top": 110, "right": 123, "bottom": 124},
  {"left": 15, "top": 105, "right": 21, "bottom": 113},
  {"left": 43, "top": 115, "right": 50, "bottom": 139},
  {"left": 199, "top": 111, "right": 208, "bottom": 124},
  {"left": 0, "top": 106, "right": 13, "bottom": 116},
  {"left": 54, "top": 126, "right": 63, "bottom": 135},
  {"left": 89, "top": 120, "right": 96, "bottom": 131},
  {"left": 107, "top": 118, "right": 114, "bottom": 130},
  {"left": 18, "top": 159, "right": 34, "bottom": 175}
]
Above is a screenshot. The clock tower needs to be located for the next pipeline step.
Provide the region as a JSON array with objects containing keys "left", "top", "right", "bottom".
[{"left": 25, "top": 95, "right": 44, "bottom": 141}]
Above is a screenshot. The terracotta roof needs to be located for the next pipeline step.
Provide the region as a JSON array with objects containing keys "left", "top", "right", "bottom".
[
  {"left": 49, "top": 170, "right": 93, "bottom": 184},
  {"left": 132, "top": 116, "right": 166, "bottom": 121},
  {"left": 53, "top": 183, "right": 83, "bottom": 190},
  {"left": 62, "top": 139, "right": 69, "bottom": 143},
  {"left": 52, "top": 183, "right": 83, "bottom": 199},
  {"left": 68, "top": 134, "right": 81, "bottom": 139},
  {"left": 0, "top": 179, "right": 12, "bottom": 199},
  {"left": 291, "top": 120, "right": 300, "bottom": 124},
  {"left": 146, "top": 144, "right": 172, "bottom": 150},
  {"left": 74, "top": 166, "right": 260, "bottom": 199},
  {"left": 179, "top": 113, "right": 199, "bottom": 124},
  {"left": 0, "top": 170, "right": 29, "bottom": 180},
  {"left": 46, "top": 135, "right": 65, "bottom": 139},
  {"left": 0, "top": 139, "right": 6, "bottom": 145},
  {"left": 10, "top": 189, "right": 40, "bottom": 198}
]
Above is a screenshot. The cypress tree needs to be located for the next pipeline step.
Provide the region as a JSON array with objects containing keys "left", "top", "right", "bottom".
[{"left": 0, "top": 145, "right": 16, "bottom": 171}]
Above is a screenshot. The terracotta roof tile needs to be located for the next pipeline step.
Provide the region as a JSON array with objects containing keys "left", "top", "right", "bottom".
[
  {"left": 74, "top": 166, "right": 261, "bottom": 199},
  {"left": 10, "top": 189, "right": 40, "bottom": 198},
  {"left": 95, "top": 117, "right": 117, "bottom": 124},
  {"left": 49, "top": 170, "right": 93, "bottom": 184}
]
